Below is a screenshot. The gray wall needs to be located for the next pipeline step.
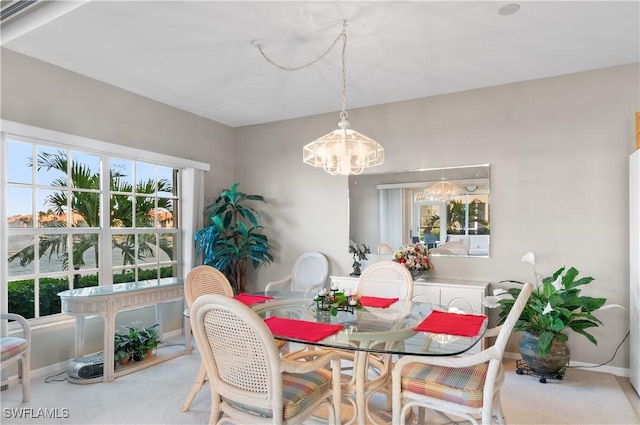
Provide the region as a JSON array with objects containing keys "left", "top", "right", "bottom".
[
  {"left": 2, "top": 47, "right": 638, "bottom": 371},
  {"left": 236, "top": 63, "right": 639, "bottom": 369}
]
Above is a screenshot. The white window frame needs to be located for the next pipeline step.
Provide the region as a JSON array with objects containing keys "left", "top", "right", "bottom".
[{"left": 1, "top": 120, "right": 209, "bottom": 326}]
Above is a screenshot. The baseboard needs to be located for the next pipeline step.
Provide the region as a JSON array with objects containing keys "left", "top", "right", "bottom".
[{"left": 504, "top": 350, "right": 631, "bottom": 378}]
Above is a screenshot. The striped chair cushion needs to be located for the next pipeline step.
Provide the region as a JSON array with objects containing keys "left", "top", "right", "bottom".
[
  {"left": 401, "top": 362, "right": 488, "bottom": 408},
  {"left": 1, "top": 337, "right": 28, "bottom": 362},
  {"left": 223, "top": 368, "right": 332, "bottom": 419}
]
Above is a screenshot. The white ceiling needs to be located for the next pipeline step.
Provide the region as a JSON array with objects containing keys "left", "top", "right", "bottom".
[{"left": 2, "top": 1, "right": 639, "bottom": 127}]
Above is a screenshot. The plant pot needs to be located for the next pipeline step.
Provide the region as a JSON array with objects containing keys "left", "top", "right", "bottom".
[
  {"left": 519, "top": 331, "right": 570, "bottom": 375},
  {"left": 118, "top": 357, "right": 130, "bottom": 366}
]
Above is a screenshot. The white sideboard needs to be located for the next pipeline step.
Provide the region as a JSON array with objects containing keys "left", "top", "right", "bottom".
[{"left": 329, "top": 275, "right": 489, "bottom": 314}]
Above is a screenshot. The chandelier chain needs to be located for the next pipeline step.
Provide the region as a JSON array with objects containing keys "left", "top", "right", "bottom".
[
  {"left": 257, "top": 21, "right": 384, "bottom": 175},
  {"left": 257, "top": 22, "right": 349, "bottom": 117}
]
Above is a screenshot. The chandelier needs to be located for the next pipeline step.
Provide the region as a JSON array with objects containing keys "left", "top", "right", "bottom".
[
  {"left": 255, "top": 21, "right": 384, "bottom": 175},
  {"left": 424, "top": 178, "right": 461, "bottom": 202}
]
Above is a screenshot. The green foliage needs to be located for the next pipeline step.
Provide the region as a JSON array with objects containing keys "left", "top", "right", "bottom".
[
  {"left": 194, "top": 183, "right": 273, "bottom": 293},
  {"left": 428, "top": 199, "right": 489, "bottom": 234},
  {"left": 114, "top": 321, "right": 162, "bottom": 363},
  {"left": 497, "top": 266, "right": 607, "bottom": 356},
  {"left": 8, "top": 267, "right": 174, "bottom": 319}
]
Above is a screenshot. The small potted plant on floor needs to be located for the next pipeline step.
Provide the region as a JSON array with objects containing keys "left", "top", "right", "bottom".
[{"left": 114, "top": 322, "right": 162, "bottom": 364}]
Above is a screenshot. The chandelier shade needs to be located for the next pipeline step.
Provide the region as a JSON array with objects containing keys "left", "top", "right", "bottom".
[
  {"left": 303, "top": 114, "right": 384, "bottom": 176},
  {"left": 425, "top": 179, "right": 461, "bottom": 202}
]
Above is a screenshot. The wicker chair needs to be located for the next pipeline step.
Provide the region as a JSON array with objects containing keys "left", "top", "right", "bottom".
[
  {"left": 182, "top": 265, "right": 234, "bottom": 412},
  {"left": 1, "top": 313, "right": 31, "bottom": 403},
  {"left": 190, "top": 294, "right": 342, "bottom": 425},
  {"left": 338, "top": 261, "right": 414, "bottom": 423},
  {"left": 391, "top": 282, "right": 534, "bottom": 425},
  {"left": 265, "top": 252, "right": 329, "bottom": 295},
  {"left": 377, "top": 242, "right": 394, "bottom": 254}
]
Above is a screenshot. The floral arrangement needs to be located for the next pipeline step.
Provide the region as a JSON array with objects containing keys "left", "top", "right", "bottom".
[
  {"left": 393, "top": 243, "right": 433, "bottom": 274},
  {"left": 484, "top": 252, "right": 620, "bottom": 356}
]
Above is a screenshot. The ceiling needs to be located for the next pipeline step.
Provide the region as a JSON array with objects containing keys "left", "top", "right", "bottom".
[{"left": 1, "top": 1, "right": 639, "bottom": 128}]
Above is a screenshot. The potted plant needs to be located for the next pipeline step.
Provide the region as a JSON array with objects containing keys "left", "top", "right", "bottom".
[
  {"left": 194, "top": 183, "right": 273, "bottom": 293},
  {"left": 114, "top": 332, "right": 134, "bottom": 365},
  {"left": 484, "top": 252, "right": 619, "bottom": 375},
  {"left": 114, "top": 322, "right": 162, "bottom": 364}
]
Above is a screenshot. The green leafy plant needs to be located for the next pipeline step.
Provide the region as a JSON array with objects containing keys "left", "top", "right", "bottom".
[
  {"left": 114, "top": 322, "right": 162, "bottom": 364},
  {"left": 194, "top": 183, "right": 273, "bottom": 293},
  {"left": 485, "top": 252, "right": 616, "bottom": 356}
]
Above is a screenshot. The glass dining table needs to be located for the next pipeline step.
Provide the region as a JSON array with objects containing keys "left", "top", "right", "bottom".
[{"left": 249, "top": 291, "right": 488, "bottom": 425}]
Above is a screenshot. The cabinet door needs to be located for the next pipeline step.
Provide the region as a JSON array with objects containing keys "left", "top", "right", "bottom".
[
  {"left": 412, "top": 284, "right": 440, "bottom": 307},
  {"left": 441, "top": 287, "right": 485, "bottom": 313}
]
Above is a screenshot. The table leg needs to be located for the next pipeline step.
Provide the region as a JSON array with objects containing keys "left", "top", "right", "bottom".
[
  {"left": 74, "top": 316, "right": 85, "bottom": 358},
  {"left": 184, "top": 314, "right": 193, "bottom": 353},
  {"left": 354, "top": 351, "right": 368, "bottom": 425},
  {"left": 102, "top": 304, "right": 116, "bottom": 382}
]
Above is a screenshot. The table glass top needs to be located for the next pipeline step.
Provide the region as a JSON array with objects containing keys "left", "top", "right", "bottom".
[
  {"left": 252, "top": 291, "right": 487, "bottom": 357},
  {"left": 58, "top": 277, "right": 183, "bottom": 298}
]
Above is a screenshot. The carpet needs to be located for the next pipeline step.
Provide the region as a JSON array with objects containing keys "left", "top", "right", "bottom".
[{"left": 1, "top": 341, "right": 638, "bottom": 424}]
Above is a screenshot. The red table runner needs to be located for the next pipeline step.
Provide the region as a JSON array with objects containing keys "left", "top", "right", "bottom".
[
  {"left": 234, "top": 293, "right": 274, "bottom": 306},
  {"left": 264, "top": 316, "right": 344, "bottom": 343},
  {"left": 413, "top": 310, "right": 486, "bottom": 337},
  {"left": 359, "top": 296, "right": 399, "bottom": 308}
]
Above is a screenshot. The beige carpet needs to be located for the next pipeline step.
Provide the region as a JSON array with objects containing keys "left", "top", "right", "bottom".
[{"left": 1, "top": 340, "right": 638, "bottom": 424}]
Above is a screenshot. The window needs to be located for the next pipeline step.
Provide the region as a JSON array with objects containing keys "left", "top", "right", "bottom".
[{"left": 2, "top": 122, "right": 208, "bottom": 322}]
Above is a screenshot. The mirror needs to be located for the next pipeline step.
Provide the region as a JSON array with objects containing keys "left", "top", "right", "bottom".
[{"left": 348, "top": 164, "right": 490, "bottom": 257}]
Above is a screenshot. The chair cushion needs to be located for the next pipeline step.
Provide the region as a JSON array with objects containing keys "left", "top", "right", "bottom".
[
  {"left": 401, "top": 362, "right": 488, "bottom": 408},
  {"left": 1, "top": 337, "right": 28, "bottom": 362},
  {"left": 223, "top": 368, "right": 332, "bottom": 419}
]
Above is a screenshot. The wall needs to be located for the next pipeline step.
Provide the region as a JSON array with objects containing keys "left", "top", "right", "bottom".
[
  {"left": 2, "top": 46, "right": 638, "bottom": 372},
  {"left": 1, "top": 49, "right": 236, "bottom": 371},
  {"left": 235, "top": 63, "right": 640, "bottom": 369}
]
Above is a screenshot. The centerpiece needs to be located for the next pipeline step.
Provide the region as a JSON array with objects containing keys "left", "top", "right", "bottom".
[
  {"left": 314, "top": 286, "right": 363, "bottom": 316},
  {"left": 393, "top": 243, "right": 433, "bottom": 279}
]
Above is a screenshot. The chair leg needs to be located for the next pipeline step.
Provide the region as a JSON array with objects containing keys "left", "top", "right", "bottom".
[
  {"left": 181, "top": 362, "right": 207, "bottom": 411},
  {"left": 18, "top": 355, "right": 30, "bottom": 403},
  {"left": 493, "top": 393, "right": 506, "bottom": 425}
]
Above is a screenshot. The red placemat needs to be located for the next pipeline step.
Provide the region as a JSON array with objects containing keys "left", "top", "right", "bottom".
[
  {"left": 234, "top": 293, "right": 274, "bottom": 306},
  {"left": 413, "top": 310, "right": 486, "bottom": 337},
  {"left": 359, "top": 296, "right": 399, "bottom": 308},
  {"left": 264, "top": 316, "right": 344, "bottom": 343}
]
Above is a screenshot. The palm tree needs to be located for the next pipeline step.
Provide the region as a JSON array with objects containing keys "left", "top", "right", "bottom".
[
  {"left": 427, "top": 199, "right": 489, "bottom": 234},
  {"left": 8, "top": 150, "right": 173, "bottom": 273}
]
